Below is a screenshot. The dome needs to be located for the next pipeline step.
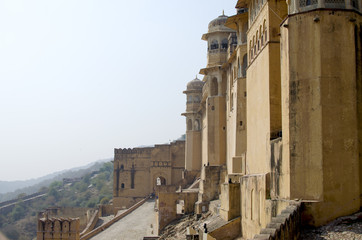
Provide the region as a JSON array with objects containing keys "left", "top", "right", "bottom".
[
  {"left": 208, "top": 13, "right": 230, "bottom": 33},
  {"left": 187, "top": 77, "right": 204, "bottom": 91}
]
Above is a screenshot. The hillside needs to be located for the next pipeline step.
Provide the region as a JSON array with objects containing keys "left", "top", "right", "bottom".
[
  {"left": 0, "top": 159, "right": 111, "bottom": 202},
  {"left": 0, "top": 161, "right": 113, "bottom": 240}
]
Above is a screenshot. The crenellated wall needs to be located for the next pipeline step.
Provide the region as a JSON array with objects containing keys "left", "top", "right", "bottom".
[
  {"left": 37, "top": 217, "right": 80, "bottom": 240},
  {"left": 113, "top": 141, "right": 185, "bottom": 210},
  {"left": 43, "top": 207, "right": 94, "bottom": 231}
]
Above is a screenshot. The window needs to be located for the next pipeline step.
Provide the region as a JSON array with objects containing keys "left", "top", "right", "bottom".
[
  {"left": 263, "top": 20, "right": 267, "bottom": 43},
  {"left": 121, "top": 183, "right": 125, "bottom": 189},
  {"left": 210, "top": 40, "right": 219, "bottom": 50},
  {"left": 210, "top": 78, "right": 218, "bottom": 96},
  {"left": 250, "top": 41, "right": 253, "bottom": 60},
  {"left": 259, "top": 190, "right": 262, "bottom": 224},
  {"left": 187, "top": 95, "right": 192, "bottom": 103},
  {"left": 242, "top": 54, "right": 247, "bottom": 77},
  {"left": 221, "top": 39, "right": 228, "bottom": 49},
  {"left": 187, "top": 119, "right": 193, "bottom": 131},
  {"left": 120, "top": 164, "right": 124, "bottom": 171},
  {"left": 131, "top": 164, "right": 135, "bottom": 189},
  {"left": 194, "top": 119, "right": 200, "bottom": 131}
]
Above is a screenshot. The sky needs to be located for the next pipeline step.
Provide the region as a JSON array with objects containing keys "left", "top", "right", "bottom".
[{"left": 0, "top": 0, "right": 237, "bottom": 181}]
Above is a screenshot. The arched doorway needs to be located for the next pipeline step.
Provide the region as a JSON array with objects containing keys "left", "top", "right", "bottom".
[{"left": 156, "top": 176, "right": 166, "bottom": 186}]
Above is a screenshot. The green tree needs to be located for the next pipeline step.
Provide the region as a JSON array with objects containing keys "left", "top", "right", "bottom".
[
  {"left": 17, "top": 193, "right": 26, "bottom": 199},
  {"left": 9, "top": 203, "right": 25, "bottom": 221},
  {"left": 49, "top": 181, "right": 62, "bottom": 189},
  {"left": 48, "top": 187, "right": 59, "bottom": 200},
  {"left": 2, "top": 224, "right": 20, "bottom": 240}
]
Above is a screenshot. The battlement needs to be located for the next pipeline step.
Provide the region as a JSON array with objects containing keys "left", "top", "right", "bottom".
[
  {"left": 37, "top": 217, "right": 80, "bottom": 240},
  {"left": 114, "top": 140, "right": 185, "bottom": 155},
  {"left": 114, "top": 147, "right": 153, "bottom": 154}
]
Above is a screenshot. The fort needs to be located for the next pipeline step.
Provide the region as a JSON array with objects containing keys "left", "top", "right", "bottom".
[
  {"left": 113, "top": 141, "right": 185, "bottom": 210},
  {"left": 37, "top": 0, "right": 362, "bottom": 239}
]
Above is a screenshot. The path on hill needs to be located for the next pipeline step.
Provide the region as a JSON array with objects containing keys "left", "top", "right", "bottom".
[{"left": 89, "top": 199, "right": 157, "bottom": 240}]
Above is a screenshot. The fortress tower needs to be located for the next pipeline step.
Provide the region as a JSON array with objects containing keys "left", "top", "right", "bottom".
[
  {"left": 280, "top": 0, "right": 362, "bottom": 226},
  {"left": 182, "top": 77, "right": 204, "bottom": 175},
  {"left": 199, "top": 13, "right": 236, "bottom": 167}
]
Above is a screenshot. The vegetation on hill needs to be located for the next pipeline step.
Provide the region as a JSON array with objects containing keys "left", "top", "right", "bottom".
[
  {"left": 0, "top": 162, "right": 113, "bottom": 240},
  {"left": 0, "top": 160, "right": 111, "bottom": 202}
]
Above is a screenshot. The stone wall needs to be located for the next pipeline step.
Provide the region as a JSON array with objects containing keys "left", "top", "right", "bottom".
[
  {"left": 80, "top": 197, "right": 149, "bottom": 240},
  {"left": 157, "top": 191, "right": 198, "bottom": 233},
  {"left": 280, "top": 10, "right": 361, "bottom": 226},
  {"left": 241, "top": 173, "right": 271, "bottom": 239},
  {"left": 253, "top": 202, "right": 301, "bottom": 240},
  {"left": 113, "top": 140, "right": 185, "bottom": 210},
  {"left": 220, "top": 182, "right": 240, "bottom": 221},
  {"left": 37, "top": 217, "right": 80, "bottom": 240},
  {"left": 43, "top": 207, "right": 93, "bottom": 231},
  {"left": 98, "top": 204, "right": 115, "bottom": 216},
  {"left": 207, "top": 217, "right": 241, "bottom": 240},
  {"left": 0, "top": 190, "right": 47, "bottom": 208},
  {"left": 0, "top": 192, "right": 47, "bottom": 215}
]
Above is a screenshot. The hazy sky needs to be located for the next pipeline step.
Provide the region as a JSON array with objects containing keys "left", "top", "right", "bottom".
[{"left": 0, "top": 0, "right": 237, "bottom": 181}]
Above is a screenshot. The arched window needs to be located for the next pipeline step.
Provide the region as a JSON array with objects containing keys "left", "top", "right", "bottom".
[
  {"left": 121, "top": 183, "right": 125, "bottom": 189},
  {"left": 263, "top": 20, "right": 267, "bottom": 42},
  {"left": 242, "top": 54, "right": 247, "bottom": 77},
  {"left": 256, "top": 31, "right": 259, "bottom": 51},
  {"left": 221, "top": 39, "right": 228, "bottom": 49},
  {"left": 210, "top": 78, "right": 218, "bottom": 96},
  {"left": 250, "top": 41, "right": 253, "bottom": 60},
  {"left": 187, "top": 95, "right": 192, "bottom": 103},
  {"left": 238, "top": 57, "right": 241, "bottom": 78},
  {"left": 210, "top": 40, "right": 219, "bottom": 50},
  {"left": 253, "top": 36, "right": 256, "bottom": 56},
  {"left": 259, "top": 25, "right": 263, "bottom": 46},
  {"left": 259, "top": 190, "right": 262, "bottom": 224},
  {"left": 194, "top": 96, "right": 200, "bottom": 103},
  {"left": 120, "top": 164, "right": 124, "bottom": 171},
  {"left": 187, "top": 119, "right": 192, "bottom": 131},
  {"left": 194, "top": 119, "right": 200, "bottom": 131}
]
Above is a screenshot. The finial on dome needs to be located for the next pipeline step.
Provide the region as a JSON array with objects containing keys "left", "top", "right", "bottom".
[{"left": 222, "top": 10, "right": 225, "bottom": 15}]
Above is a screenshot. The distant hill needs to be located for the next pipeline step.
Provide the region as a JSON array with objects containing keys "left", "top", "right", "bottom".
[
  {"left": 0, "top": 161, "right": 114, "bottom": 240},
  {"left": 0, "top": 158, "right": 112, "bottom": 202}
]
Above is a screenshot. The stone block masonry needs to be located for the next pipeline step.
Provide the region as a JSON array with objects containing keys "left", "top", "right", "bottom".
[{"left": 37, "top": 217, "right": 80, "bottom": 240}]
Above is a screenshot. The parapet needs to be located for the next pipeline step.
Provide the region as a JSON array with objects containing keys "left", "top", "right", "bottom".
[
  {"left": 37, "top": 217, "right": 80, "bottom": 240},
  {"left": 114, "top": 140, "right": 185, "bottom": 155},
  {"left": 114, "top": 147, "right": 153, "bottom": 155}
]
